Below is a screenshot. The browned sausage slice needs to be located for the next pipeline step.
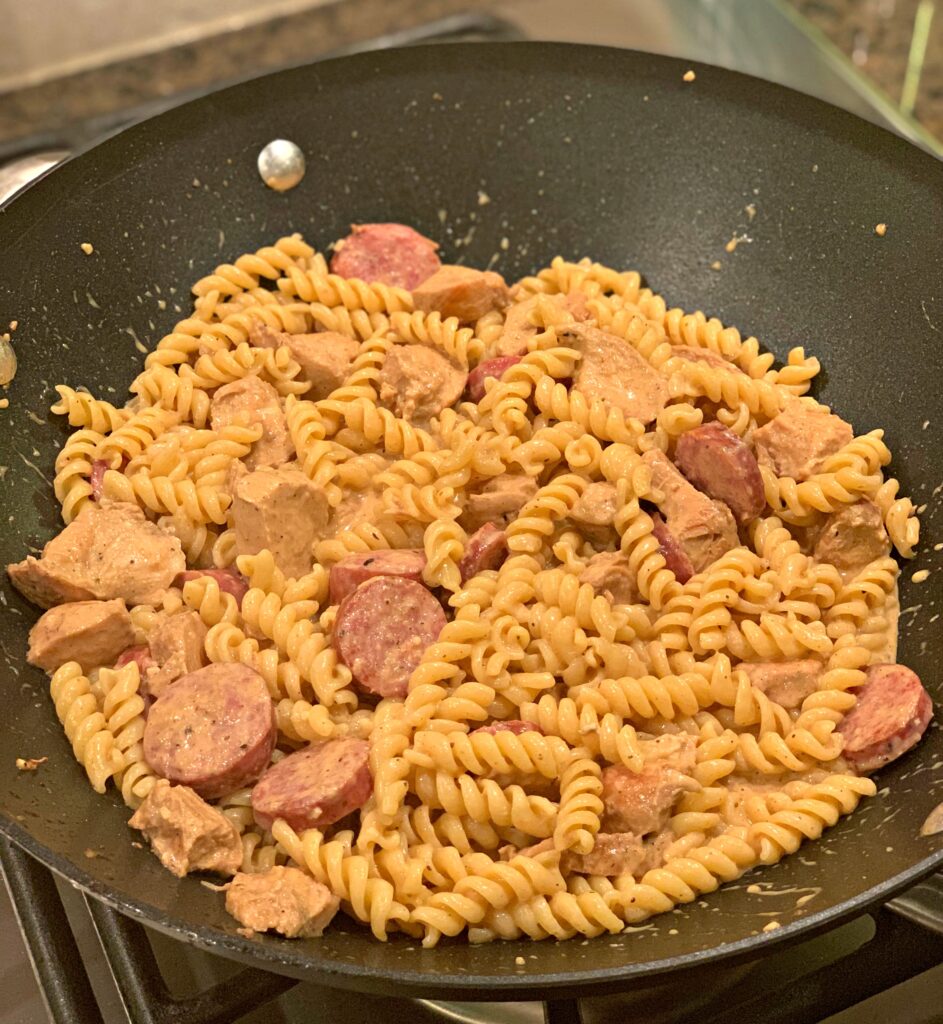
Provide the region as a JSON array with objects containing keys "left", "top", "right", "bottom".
[
  {"left": 115, "top": 644, "right": 155, "bottom": 673},
  {"left": 466, "top": 356, "right": 522, "bottom": 402},
  {"left": 143, "top": 663, "right": 276, "bottom": 799},
  {"left": 251, "top": 739, "right": 371, "bottom": 831},
  {"left": 174, "top": 569, "right": 248, "bottom": 608},
  {"left": 471, "top": 720, "right": 541, "bottom": 736},
  {"left": 333, "top": 577, "right": 447, "bottom": 698},
  {"left": 90, "top": 459, "right": 108, "bottom": 501},
  {"left": 328, "top": 549, "right": 427, "bottom": 605},
  {"left": 838, "top": 664, "right": 933, "bottom": 773},
  {"left": 674, "top": 422, "right": 765, "bottom": 523},
  {"left": 459, "top": 524, "right": 508, "bottom": 582},
  {"left": 330, "top": 223, "right": 441, "bottom": 289},
  {"left": 651, "top": 513, "right": 694, "bottom": 584}
]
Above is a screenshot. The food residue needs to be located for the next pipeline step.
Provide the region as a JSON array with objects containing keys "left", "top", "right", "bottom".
[
  {"left": 0, "top": 333, "right": 16, "bottom": 386},
  {"left": 16, "top": 756, "right": 47, "bottom": 771},
  {"left": 683, "top": 70, "right": 696, "bottom": 82},
  {"left": 921, "top": 800, "right": 943, "bottom": 836},
  {"left": 912, "top": 569, "right": 930, "bottom": 583},
  {"left": 84, "top": 848, "right": 100, "bottom": 859},
  {"left": 80, "top": 242, "right": 94, "bottom": 255},
  {"left": 477, "top": 191, "right": 491, "bottom": 206},
  {"left": 745, "top": 203, "right": 757, "bottom": 221},
  {"left": 875, "top": 223, "right": 887, "bottom": 237},
  {"left": 762, "top": 921, "right": 781, "bottom": 932},
  {"left": 0, "top": 399, "right": 8, "bottom": 410},
  {"left": 710, "top": 260, "right": 723, "bottom": 270},
  {"left": 8, "top": 321, "right": 17, "bottom": 332},
  {"left": 515, "top": 956, "right": 526, "bottom": 965}
]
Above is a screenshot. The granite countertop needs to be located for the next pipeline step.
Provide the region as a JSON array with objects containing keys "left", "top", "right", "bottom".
[
  {"left": 0, "top": 0, "right": 939, "bottom": 152},
  {"left": 788, "top": 0, "right": 943, "bottom": 140}
]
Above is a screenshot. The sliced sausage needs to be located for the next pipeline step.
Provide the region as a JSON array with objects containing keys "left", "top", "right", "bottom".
[
  {"left": 651, "top": 513, "right": 694, "bottom": 584},
  {"left": 143, "top": 664, "right": 276, "bottom": 800},
  {"left": 174, "top": 569, "right": 248, "bottom": 608},
  {"left": 333, "top": 577, "right": 447, "bottom": 698},
  {"left": 330, "top": 223, "right": 441, "bottom": 289},
  {"left": 329, "top": 549, "right": 427, "bottom": 605},
  {"left": 251, "top": 739, "right": 371, "bottom": 831},
  {"left": 674, "top": 422, "right": 765, "bottom": 524},
  {"left": 466, "top": 355, "right": 522, "bottom": 402},
  {"left": 116, "top": 644, "right": 155, "bottom": 673},
  {"left": 459, "top": 524, "right": 508, "bottom": 582},
  {"left": 838, "top": 664, "right": 933, "bottom": 773},
  {"left": 90, "top": 459, "right": 108, "bottom": 501},
  {"left": 471, "top": 720, "right": 541, "bottom": 736}
]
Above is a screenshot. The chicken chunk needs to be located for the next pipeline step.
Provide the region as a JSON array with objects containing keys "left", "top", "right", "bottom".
[
  {"left": 210, "top": 375, "right": 294, "bottom": 470},
  {"left": 460, "top": 474, "right": 538, "bottom": 532},
  {"left": 8, "top": 503, "right": 185, "bottom": 609},
  {"left": 27, "top": 599, "right": 134, "bottom": 674},
  {"left": 251, "top": 323, "right": 359, "bottom": 401},
  {"left": 412, "top": 265, "right": 510, "bottom": 322},
  {"left": 813, "top": 500, "right": 890, "bottom": 581},
  {"left": 601, "top": 758, "right": 700, "bottom": 836},
  {"left": 225, "top": 866, "right": 340, "bottom": 938},
  {"left": 128, "top": 780, "right": 242, "bottom": 878},
  {"left": 561, "top": 322, "right": 668, "bottom": 425},
  {"left": 494, "top": 292, "right": 590, "bottom": 357},
  {"left": 232, "top": 465, "right": 329, "bottom": 578},
  {"left": 568, "top": 482, "right": 621, "bottom": 544},
  {"left": 741, "top": 659, "right": 822, "bottom": 711},
  {"left": 378, "top": 344, "right": 467, "bottom": 422},
  {"left": 578, "top": 551, "right": 640, "bottom": 604},
  {"left": 642, "top": 449, "right": 738, "bottom": 573},
  {"left": 144, "top": 611, "right": 208, "bottom": 700},
  {"left": 752, "top": 401, "right": 853, "bottom": 481}
]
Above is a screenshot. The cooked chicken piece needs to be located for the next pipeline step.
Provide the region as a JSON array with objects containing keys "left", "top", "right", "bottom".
[
  {"left": 27, "top": 599, "right": 134, "bottom": 673},
  {"left": 752, "top": 401, "right": 853, "bottom": 481},
  {"left": 413, "top": 265, "right": 510, "bottom": 322},
  {"left": 578, "top": 551, "right": 640, "bottom": 604},
  {"left": 225, "top": 866, "right": 340, "bottom": 938},
  {"left": 601, "top": 758, "right": 700, "bottom": 836},
  {"left": 378, "top": 344, "right": 467, "bottom": 422},
  {"left": 210, "top": 375, "right": 294, "bottom": 470},
  {"left": 232, "top": 466, "right": 329, "bottom": 578},
  {"left": 250, "top": 323, "right": 359, "bottom": 401},
  {"left": 561, "top": 322, "right": 668, "bottom": 425},
  {"left": 813, "top": 500, "right": 890, "bottom": 581},
  {"left": 144, "top": 611, "right": 208, "bottom": 700},
  {"left": 642, "top": 449, "right": 738, "bottom": 573},
  {"left": 8, "top": 503, "right": 185, "bottom": 608},
  {"left": 128, "top": 780, "right": 242, "bottom": 878},
  {"left": 741, "top": 660, "right": 822, "bottom": 711},
  {"left": 460, "top": 474, "right": 538, "bottom": 532},
  {"left": 494, "top": 292, "right": 589, "bottom": 357},
  {"left": 568, "top": 482, "right": 620, "bottom": 544}
]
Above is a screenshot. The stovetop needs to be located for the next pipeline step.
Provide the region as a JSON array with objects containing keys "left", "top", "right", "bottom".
[{"left": 2, "top": 6, "right": 942, "bottom": 1024}]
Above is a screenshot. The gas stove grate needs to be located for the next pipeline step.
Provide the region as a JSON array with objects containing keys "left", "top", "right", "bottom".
[{"left": 3, "top": 836, "right": 943, "bottom": 1024}]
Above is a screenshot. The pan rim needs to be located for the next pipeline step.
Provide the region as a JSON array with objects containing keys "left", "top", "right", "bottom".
[{"left": 1, "top": 39, "right": 942, "bottom": 996}]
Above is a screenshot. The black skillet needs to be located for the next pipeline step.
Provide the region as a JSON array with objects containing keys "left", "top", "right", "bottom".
[{"left": 1, "top": 42, "right": 942, "bottom": 1002}]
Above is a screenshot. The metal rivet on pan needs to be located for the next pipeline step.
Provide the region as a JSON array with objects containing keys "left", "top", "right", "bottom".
[{"left": 257, "top": 139, "right": 306, "bottom": 192}]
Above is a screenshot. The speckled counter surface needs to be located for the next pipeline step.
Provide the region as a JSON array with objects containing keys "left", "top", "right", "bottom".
[
  {"left": 0, "top": 0, "right": 499, "bottom": 149},
  {"left": 786, "top": 0, "right": 942, "bottom": 139},
  {"left": 0, "top": 0, "right": 939, "bottom": 150}
]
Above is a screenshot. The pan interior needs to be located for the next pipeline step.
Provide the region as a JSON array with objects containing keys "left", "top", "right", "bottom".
[{"left": 1, "top": 42, "right": 942, "bottom": 995}]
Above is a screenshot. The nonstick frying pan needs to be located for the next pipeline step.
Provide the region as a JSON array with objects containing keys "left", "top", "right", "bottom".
[{"left": 1, "top": 42, "right": 942, "bottom": 1002}]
